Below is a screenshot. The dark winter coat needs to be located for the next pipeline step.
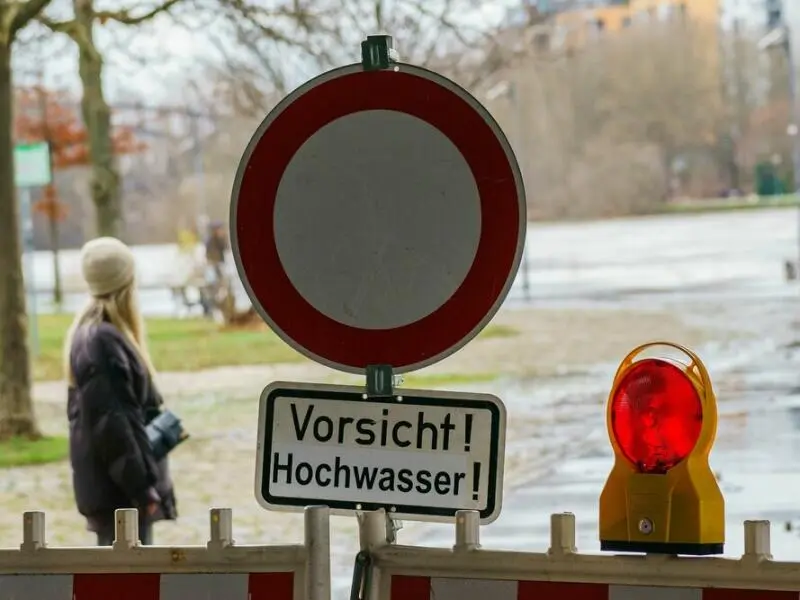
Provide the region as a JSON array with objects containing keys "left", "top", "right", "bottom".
[
  {"left": 205, "top": 231, "right": 228, "bottom": 264},
  {"left": 67, "top": 320, "right": 177, "bottom": 533}
]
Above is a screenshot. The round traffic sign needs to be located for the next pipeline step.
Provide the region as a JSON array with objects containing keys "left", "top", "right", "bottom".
[{"left": 231, "top": 63, "right": 526, "bottom": 374}]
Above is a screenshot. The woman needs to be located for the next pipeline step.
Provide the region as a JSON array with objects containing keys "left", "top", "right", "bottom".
[{"left": 64, "top": 237, "right": 177, "bottom": 546}]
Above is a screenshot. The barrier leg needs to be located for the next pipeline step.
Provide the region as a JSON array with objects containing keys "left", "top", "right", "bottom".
[
  {"left": 113, "top": 508, "right": 140, "bottom": 550},
  {"left": 353, "top": 510, "right": 392, "bottom": 600},
  {"left": 305, "top": 506, "right": 331, "bottom": 600},
  {"left": 357, "top": 509, "right": 392, "bottom": 551},
  {"left": 208, "top": 507, "right": 234, "bottom": 549},
  {"left": 743, "top": 520, "right": 772, "bottom": 561},
  {"left": 453, "top": 510, "right": 481, "bottom": 552},
  {"left": 548, "top": 512, "right": 577, "bottom": 556},
  {"left": 20, "top": 511, "right": 46, "bottom": 551}
]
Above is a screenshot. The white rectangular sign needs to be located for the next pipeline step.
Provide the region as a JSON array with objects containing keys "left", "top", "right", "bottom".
[{"left": 255, "top": 381, "right": 506, "bottom": 523}]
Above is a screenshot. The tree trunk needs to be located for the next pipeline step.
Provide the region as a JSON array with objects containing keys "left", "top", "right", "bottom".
[
  {"left": 0, "top": 39, "right": 41, "bottom": 441},
  {"left": 75, "top": 0, "right": 121, "bottom": 238},
  {"left": 49, "top": 215, "right": 62, "bottom": 309}
]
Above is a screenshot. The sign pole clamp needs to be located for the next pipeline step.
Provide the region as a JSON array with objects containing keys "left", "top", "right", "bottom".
[
  {"left": 361, "top": 35, "right": 400, "bottom": 71},
  {"left": 365, "top": 364, "right": 403, "bottom": 399}
]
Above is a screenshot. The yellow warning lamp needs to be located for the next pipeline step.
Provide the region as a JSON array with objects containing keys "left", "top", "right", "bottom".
[{"left": 599, "top": 342, "right": 724, "bottom": 555}]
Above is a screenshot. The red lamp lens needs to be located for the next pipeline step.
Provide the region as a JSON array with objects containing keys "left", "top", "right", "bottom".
[{"left": 610, "top": 358, "right": 703, "bottom": 474}]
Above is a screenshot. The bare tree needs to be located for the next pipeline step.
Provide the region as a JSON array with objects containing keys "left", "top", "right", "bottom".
[
  {"left": 484, "top": 19, "right": 730, "bottom": 219},
  {"left": 204, "top": 0, "right": 532, "bottom": 118},
  {"left": 0, "top": 0, "right": 52, "bottom": 440},
  {"left": 39, "top": 0, "right": 181, "bottom": 238}
]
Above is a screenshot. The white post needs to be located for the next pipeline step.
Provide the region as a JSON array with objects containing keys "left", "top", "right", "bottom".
[
  {"left": 358, "top": 509, "right": 391, "bottom": 552},
  {"left": 548, "top": 513, "right": 577, "bottom": 556},
  {"left": 509, "top": 80, "right": 531, "bottom": 301},
  {"left": 19, "top": 187, "right": 39, "bottom": 355},
  {"left": 356, "top": 510, "right": 391, "bottom": 600},
  {"left": 208, "top": 508, "right": 234, "bottom": 549},
  {"left": 453, "top": 510, "right": 481, "bottom": 552},
  {"left": 113, "top": 508, "right": 139, "bottom": 550},
  {"left": 304, "top": 506, "right": 331, "bottom": 600},
  {"left": 743, "top": 520, "right": 772, "bottom": 561},
  {"left": 20, "top": 511, "right": 46, "bottom": 551}
]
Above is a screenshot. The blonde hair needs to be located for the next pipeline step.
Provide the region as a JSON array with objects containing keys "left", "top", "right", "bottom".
[{"left": 63, "top": 282, "right": 156, "bottom": 386}]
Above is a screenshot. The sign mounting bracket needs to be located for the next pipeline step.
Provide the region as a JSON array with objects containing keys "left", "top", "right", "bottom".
[
  {"left": 360, "top": 35, "right": 399, "bottom": 71},
  {"left": 365, "top": 364, "right": 399, "bottom": 398}
]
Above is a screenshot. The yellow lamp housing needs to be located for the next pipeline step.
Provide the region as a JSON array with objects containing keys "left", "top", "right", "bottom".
[{"left": 599, "top": 341, "right": 725, "bottom": 555}]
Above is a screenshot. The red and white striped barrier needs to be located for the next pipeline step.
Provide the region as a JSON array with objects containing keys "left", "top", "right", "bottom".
[
  {"left": 359, "top": 511, "right": 800, "bottom": 600},
  {"left": 0, "top": 572, "right": 292, "bottom": 600},
  {"left": 390, "top": 576, "right": 800, "bottom": 599},
  {"left": 0, "top": 506, "right": 330, "bottom": 600}
]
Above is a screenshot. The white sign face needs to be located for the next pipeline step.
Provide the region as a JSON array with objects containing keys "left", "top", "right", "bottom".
[
  {"left": 14, "top": 143, "right": 52, "bottom": 188},
  {"left": 273, "top": 109, "right": 482, "bottom": 331},
  {"left": 255, "top": 381, "right": 506, "bottom": 523}
]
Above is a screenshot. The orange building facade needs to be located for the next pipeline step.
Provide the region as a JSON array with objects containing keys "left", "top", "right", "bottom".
[{"left": 551, "top": 0, "right": 722, "bottom": 44}]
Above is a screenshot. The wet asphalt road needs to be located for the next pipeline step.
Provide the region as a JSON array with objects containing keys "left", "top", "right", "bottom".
[
  {"left": 368, "top": 207, "right": 800, "bottom": 563},
  {"left": 409, "top": 206, "right": 800, "bottom": 559}
]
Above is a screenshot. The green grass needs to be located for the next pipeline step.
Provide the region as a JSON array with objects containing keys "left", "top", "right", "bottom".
[
  {"left": 33, "top": 314, "right": 305, "bottom": 381},
  {"left": 329, "top": 371, "right": 500, "bottom": 389},
  {"left": 33, "top": 316, "right": 519, "bottom": 382},
  {"left": 479, "top": 324, "right": 518, "bottom": 339},
  {"left": 661, "top": 195, "right": 799, "bottom": 215},
  {"left": 0, "top": 436, "right": 69, "bottom": 468},
  {"left": 401, "top": 372, "right": 500, "bottom": 387}
]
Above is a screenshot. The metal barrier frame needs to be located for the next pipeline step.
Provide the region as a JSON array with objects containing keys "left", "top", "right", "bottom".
[
  {"left": 0, "top": 506, "right": 331, "bottom": 600},
  {"left": 363, "top": 511, "right": 800, "bottom": 597}
]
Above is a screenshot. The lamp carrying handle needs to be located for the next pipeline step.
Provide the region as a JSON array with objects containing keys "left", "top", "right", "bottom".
[{"left": 611, "top": 341, "right": 713, "bottom": 398}]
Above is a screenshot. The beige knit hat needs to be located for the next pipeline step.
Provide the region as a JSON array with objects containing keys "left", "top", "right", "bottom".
[{"left": 80, "top": 237, "right": 136, "bottom": 297}]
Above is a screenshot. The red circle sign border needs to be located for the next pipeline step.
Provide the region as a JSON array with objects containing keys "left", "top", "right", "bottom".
[{"left": 231, "top": 63, "right": 526, "bottom": 374}]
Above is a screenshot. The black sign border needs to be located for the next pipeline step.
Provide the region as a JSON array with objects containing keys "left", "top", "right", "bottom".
[{"left": 260, "top": 387, "right": 502, "bottom": 520}]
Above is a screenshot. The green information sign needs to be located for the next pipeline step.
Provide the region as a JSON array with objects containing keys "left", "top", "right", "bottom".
[{"left": 14, "top": 142, "right": 52, "bottom": 188}]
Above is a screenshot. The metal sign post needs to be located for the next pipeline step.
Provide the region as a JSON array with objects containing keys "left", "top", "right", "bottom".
[{"left": 13, "top": 142, "right": 52, "bottom": 356}]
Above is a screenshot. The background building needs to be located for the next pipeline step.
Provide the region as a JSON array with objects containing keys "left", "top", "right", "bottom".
[{"left": 548, "top": 0, "right": 718, "bottom": 47}]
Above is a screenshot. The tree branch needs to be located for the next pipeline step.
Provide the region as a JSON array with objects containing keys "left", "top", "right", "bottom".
[
  {"left": 37, "top": 15, "right": 76, "bottom": 36},
  {"left": 10, "top": 0, "right": 53, "bottom": 37},
  {"left": 38, "top": 15, "right": 101, "bottom": 61},
  {"left": 95, "top": 0, "right": 181, "bottom": 25}
]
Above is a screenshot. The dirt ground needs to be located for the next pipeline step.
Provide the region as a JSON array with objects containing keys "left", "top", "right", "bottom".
[
  {"left": 1, "top": 305, "right": 738, "bottom": 550},
  {"left": 33, "top": 305, "right": 734, "bottom": 404}
]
